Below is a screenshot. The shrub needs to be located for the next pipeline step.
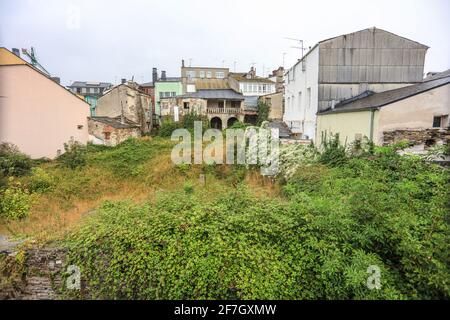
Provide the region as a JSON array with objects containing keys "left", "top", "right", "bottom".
[
  {"left": 0, "top": 180, "right": 32, "bottom": 219},
  {"left": 27, "top": 167, "right": 56, "bottom": 193},
  {"left": 158, "top": 119, "right": 181, "bottom": 137},
  {"left": 256, "top": 102, "right": 270, "bottom": 126},
  {"left": 319, "top": 132, "right": 348, "bottom": 167},
  {"left": 57, "top": 140, "right": 87, "bottom": 169},
  {"left": 0, "top": 143, "right": 32, "bottom": 177}
]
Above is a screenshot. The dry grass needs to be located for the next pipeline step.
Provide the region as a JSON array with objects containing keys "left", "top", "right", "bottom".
[{"left": 0, "top": 138, "right": 282, "bottom": 242}]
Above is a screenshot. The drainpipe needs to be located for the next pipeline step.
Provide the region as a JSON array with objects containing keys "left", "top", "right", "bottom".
[{"left": 369, "top": 108, "right": 376, "bottom": 142}]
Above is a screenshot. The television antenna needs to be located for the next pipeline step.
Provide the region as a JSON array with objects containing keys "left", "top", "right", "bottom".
[{"left": 284, "top": 37, "right": 307, "bottom": 58}]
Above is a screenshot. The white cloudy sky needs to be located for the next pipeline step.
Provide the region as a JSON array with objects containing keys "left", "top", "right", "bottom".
[{"left": 1, "top": 0, "right": 449, "bottom": 86}]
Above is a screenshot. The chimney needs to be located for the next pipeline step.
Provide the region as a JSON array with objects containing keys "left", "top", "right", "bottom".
[
  {"left": 161, "top": 71, "right": 166, "bottom": 80},
  {"left": 152, "top": 68, "right": 158, "bottom": 83},
  {"left": 121, "top": 78, "right": 126, "bottom": 84},
  {"left": 51, "top": 77, "right": 61, "bottom": 84},
  {"left": 12, "top": 48, "right": 20, "bottom": 57},
  {"left": 182, "top": 59, "right": 185, "bottom": 68}
]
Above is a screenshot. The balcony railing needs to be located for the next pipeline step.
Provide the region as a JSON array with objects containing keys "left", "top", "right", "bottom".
[{"left": 207, "top": 107, "right": 241, "bottom": 114}]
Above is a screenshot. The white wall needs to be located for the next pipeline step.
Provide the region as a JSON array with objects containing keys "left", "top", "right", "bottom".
[{"left": 283, "top": 46, "right": 319, "bottom": 139}]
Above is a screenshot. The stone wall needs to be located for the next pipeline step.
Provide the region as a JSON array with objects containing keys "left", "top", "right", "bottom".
[
  {"left": 382, "top": 128, "right": 450, "bottom": 148},
  {"left": 1, "top": 248, "right": 67, "bottom": 300}
]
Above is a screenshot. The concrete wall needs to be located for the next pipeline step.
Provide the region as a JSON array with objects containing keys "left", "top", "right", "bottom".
[
  {"left": 0, "top": 65, "right": 89, "bottom": 159},
  {"left": 316, "top": 110, "right": 380, "bottom": 146},
  {"left": 378, "top": 84, "right": 450, "bottom": 142}
]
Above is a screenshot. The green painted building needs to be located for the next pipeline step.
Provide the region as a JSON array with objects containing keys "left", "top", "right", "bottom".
[{"left": 154, "top": 76, "right": 182, "bottom": 118}]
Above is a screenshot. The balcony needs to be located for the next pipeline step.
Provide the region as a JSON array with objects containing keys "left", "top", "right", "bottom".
[{"left": 207, "top": 107, "right": 241, "bottom": 114}]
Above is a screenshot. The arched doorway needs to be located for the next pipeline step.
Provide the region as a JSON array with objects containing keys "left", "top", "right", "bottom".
[
  {"left": 210, "top": 117, "right": 222, "bottom": 130},
  {"left": 227, "top": 117, "right": 238, "bottom": 128}
]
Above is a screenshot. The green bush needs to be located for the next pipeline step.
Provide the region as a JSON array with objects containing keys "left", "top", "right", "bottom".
[
  {"left": 65, "top": 146, "right": 449, "bottom": 299},
  {"left": 319, "top": 132, "right": 348, "bottom": 167},
  {"left": 27, "top": 167, "right": 56, "bottom": 193},
  {"left": 0, "top": 143, "right": 32, "bottom": 177},
  {"left": 57, "top": 140, "right": 87, "bottom": 169},
  {"left": 0, "top": 181, "right": 32, "bottom": 219},
  {"left": 256, "top": 102, "right": 270, "bottom": 126},
  {"left": 158, "top": 120, "right": 181, "bottom": 137}
]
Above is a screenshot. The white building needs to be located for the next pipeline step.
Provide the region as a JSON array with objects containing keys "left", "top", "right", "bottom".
[{"left": 283, "top": 27, "right": 428, "bottom": 140}]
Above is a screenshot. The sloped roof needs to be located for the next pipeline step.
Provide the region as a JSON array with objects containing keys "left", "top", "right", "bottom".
[
  {"left": 318, "top": 73, "right": 450, "bottom": 115},
  {"left": 194, "top": 79, "right": 231, "bottom": 90},
  {"left": 177, "top": 89, "right": 244, "bottom": 100},
  {"left": 89, "top": 116, "right": 140, "bottom": 129},
  {"left": 0, "top": 47, "right": 89, "bottom": 105},
  {"left": 0, "top": 47, "right": 27, "bottom": 65},
  {"left": 229, "top": 72, "right": 275, "bottom": 84},
  {"left": 139, "top": 82, "right": 154, "bottom": 87},
  {"left": 69, "top": 81, "right": 113, "bottom": 88},
  {"left": 423, "top": 69, "right": 450, "bottom": 82},
  {"left": 319, "top": 27, "right": 429, "bottom": 48}
]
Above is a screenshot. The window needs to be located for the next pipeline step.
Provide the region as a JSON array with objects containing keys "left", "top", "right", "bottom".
[
  {"left": 187, "top": 84, "right": 196, "bottom": 93},
  {"left": 81, "top": 87, "right": 87, "bottom": 94},
  {"left": 104, "top": 132, "right": 111, "bottom": 140},
  {"left": 433, "top": 115, "right": 449, "bottom": 128},
  {"left": 262, "top": 84, "right": 267, "bottom": 92},
  {"left": 218, "top": 101, "right": 224, "bottom": 108},
  {"left": 76, "top": 88, "right": 81, "bottom": 94},
  {"left": 159, "top": 92, "right": 164, "bottom": 98},
  {"left": 216, "top": 71, "right": 224, "bottom": 79},
  {"left": 183, "top": 102, "right": 190, "bottom": 109},
  {"left": 187, "top": 71, "right": 196, "bottom": 80},
  {"left": 206, "top": 71, "right": 212, "bottom": 78},
  {"left": 199, "top": 71, "right": 205, "bottom": 78},
  {"left": 171, "top": 92, "right": 176, "bottom": 97}
]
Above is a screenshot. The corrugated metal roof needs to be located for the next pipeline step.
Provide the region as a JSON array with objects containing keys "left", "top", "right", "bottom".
[
  {"left": 318, "top": 74, "right": 450, "bottom": 115},
  {"left": 178, "top": 89, "right": 244, "bottom": 100}
]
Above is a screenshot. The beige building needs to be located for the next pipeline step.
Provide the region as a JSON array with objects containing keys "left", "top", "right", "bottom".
[
  {"left": 96, "top": 81, "right": 152, "bottom": 134},
  {"left": 181, "top": 60, "right": 230, "bottom": 93},
  {"left": 316, "top": 70, "right": 450, "bottom": 150},
  {"left": 259, "top": 92, "right": 284, "bottom": 120},
  {"left": 0, "top": 47, "right": 90, "bottom": 159}
]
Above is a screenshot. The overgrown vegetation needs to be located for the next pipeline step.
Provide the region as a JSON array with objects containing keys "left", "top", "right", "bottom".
[
  {"left": 1, "top": 134, "right": 448, "bottom": 300},
  {"left": 256, "top": 101, "right": 270, "bottom": 126}
]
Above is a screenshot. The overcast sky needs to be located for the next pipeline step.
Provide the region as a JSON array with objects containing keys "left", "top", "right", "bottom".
[{"left": 1, "top": 0, "right": 449, "bottom": 86}]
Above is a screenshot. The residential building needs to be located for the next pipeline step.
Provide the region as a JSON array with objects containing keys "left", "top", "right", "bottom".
[
  {"left": 138, "top": 67, "right": 158, "bottom": 115},
  {"left": 229, "top": 67, "right": 276, "bottom": 97},
  {"left": 154, "top": 71, "right": 182, "bottom": 119},
  {"left": 181, "top": 60, "right": 229, "bottom": 93},
  {"left": 315, "top": 70, "right": 450, "bottom": 151},
  {"left": 268, "top": 67, "right": 285, "bottom": 93},
  {"left": 0, "top": 47, "right": 89, "bottom": 159},
  {"left": 95, "top": 81, "right": 152, "bottom": 137},
  {"left": 68, "top": 81, "right": 113, "bottom": 116},
  {"left": 284, "top": 27, "right": 428, "bottom": 140}
]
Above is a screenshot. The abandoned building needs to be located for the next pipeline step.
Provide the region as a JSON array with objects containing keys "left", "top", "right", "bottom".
[
  {"left": 88, "top": 116, "right": 141, "bottom": 147},
  {"left": 315, "top": 69, "right": 450, "bottom": 151},
  {"left": 95, "top": 81, "right": 152, "bottom": 135}
]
